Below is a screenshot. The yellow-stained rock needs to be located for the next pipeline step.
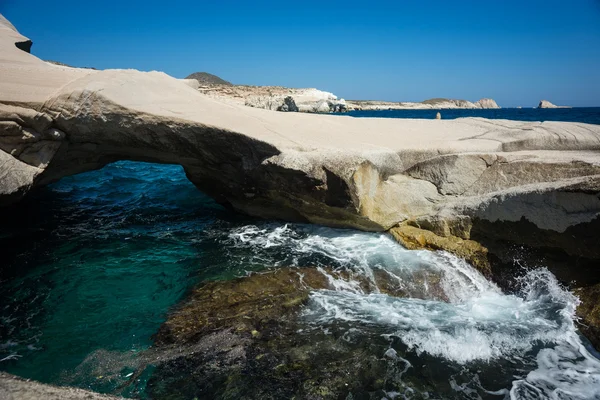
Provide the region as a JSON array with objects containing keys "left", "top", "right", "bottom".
[{"left": 389, "top": 222, "right": 491, "bottom": 277}]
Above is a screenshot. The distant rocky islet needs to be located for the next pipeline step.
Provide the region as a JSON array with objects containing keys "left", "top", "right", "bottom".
[{"left": 538, "top": 99, "right": 571, "bottom": 109}]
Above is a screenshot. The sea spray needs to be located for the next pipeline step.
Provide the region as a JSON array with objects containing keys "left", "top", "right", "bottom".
[{"left": 221, "top": 223, "right": 600, "bottom": 399}]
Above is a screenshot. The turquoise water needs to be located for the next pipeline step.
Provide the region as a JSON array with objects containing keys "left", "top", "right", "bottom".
[{"left": 0, "top": 162, "right": 254, "bottom": 392}]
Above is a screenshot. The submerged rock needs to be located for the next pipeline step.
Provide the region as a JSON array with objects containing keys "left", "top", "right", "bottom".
[
  {"left": 155, "top": 267, "right": 329, "bottom": 345},
  {"left": 149, "top": 266, "right": 448, "bottom": 399},
  {"left": 156, "top": 266, "right": 447, "bottom": 346}
]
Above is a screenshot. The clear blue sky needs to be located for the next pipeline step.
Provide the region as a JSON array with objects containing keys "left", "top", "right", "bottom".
[{"left": 2, "top": 0, "right": 600, "bottom": 107}]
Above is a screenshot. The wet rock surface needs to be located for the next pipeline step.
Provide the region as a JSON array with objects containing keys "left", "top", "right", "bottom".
[
  {"left": 155, "top": 266, "right": 447, "bottom": 346},
  {"left": 574, "top": 283, "right": 600, "bottom": 347},
  {"left": 147, "top": 267, "right": 451, "bottom": 399},
  {"left": 390, "top": 217, "right": 600, "bottom": 347},
  {"left": 140, "top": 258, "right": 570, "bottom": 400},
  {"left": 389, "top": 223, "right": 492, "bottom": 278}
]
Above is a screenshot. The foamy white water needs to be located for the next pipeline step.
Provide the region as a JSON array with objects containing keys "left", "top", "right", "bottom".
[{"left": 223, "top": 223, "right": 600, "bottom": 399}]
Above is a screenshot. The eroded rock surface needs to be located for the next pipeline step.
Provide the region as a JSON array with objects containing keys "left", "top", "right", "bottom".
[
  {"left": 245, "top": 94, "right": 299, "bottom": 112},
  {"left": 0, "top": 373, "right": 121, "bottom": 400},
  {"left": 147, "top": 266, "right": 447, "bottom": 399},
  {"left": 1, "top": 14, "right": 600, "bottom": 347},
  {"left": 197, "top": 83, "right": 347, "bottom": 113}
]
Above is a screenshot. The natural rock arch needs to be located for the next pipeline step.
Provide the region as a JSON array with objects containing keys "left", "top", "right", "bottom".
[{"left": 2, "top": 13, "right": 600, "bottom": 345}]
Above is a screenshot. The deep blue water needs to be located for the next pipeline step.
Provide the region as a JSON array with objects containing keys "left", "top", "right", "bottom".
[{"left": 345, "top": 107, "right": 600, "bottom": 125}]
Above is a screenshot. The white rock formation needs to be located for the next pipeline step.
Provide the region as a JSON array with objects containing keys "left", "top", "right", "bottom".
[
  {"left": 1, "top": 13, "right": 600, "bottom": 350},
  {"left": 311, "top": 99, "right": 333, "bottom": 113},
  {"left": 1, "top": 13, "right": 599, "bottom": 232},
  {"left": 295, "top": 88, "right": 337, "bottom": 102},
  {"left": 1, "top": 12, "right": 599, "bottom": 234},
  {"left": 245, "top": 95, "right": 298, "bottom": 112},
  {"left": 195, "top": 84, "right": 346, "bottom": 113},
  {"left": 474, "top": 98, "right": 500, "bottom": 109},
  {"left": 346, "top": 98, "right": 500, "bottom": 111},
  {"left": 538, "top": 100, "right": 571, "bottom": 109},
  {"left": 193, "top": 79, "right": 497, "bottom": 114}
]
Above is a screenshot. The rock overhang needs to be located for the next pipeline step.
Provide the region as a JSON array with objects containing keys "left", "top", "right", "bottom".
[{"left": 1, "top": 12, "right": 600, "bottom": 347}]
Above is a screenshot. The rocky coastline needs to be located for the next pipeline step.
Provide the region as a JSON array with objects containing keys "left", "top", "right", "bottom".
[
  {"left": 1, "top": 13, "right": 600, "bottom": 398},
  {"left": 346, "top": 97, "right": 500, "bottom": 111},
  {"left": 185, "top": 72, "right": 501, "bottom": 113},
  {"left": 185, "top": 80, "right": 349, "bottom": 113}
]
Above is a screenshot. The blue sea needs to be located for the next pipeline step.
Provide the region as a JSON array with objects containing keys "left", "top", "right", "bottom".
[
  {"left": 346, "top": 107, "right": 600, "bottom": 125},
  {"left": 1, "top": 108, "right": 600, "bottom": 399}
]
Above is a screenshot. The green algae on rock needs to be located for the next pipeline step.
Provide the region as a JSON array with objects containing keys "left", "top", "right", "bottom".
[
  {"left": 154, "top": 267, "right": 329, "bottom": 345},
  {"left": 155, "top": 266, "right": 448, "bottom": 346},
  {"left": 149, "top": 266, "right": 448, "bottom": 399}
]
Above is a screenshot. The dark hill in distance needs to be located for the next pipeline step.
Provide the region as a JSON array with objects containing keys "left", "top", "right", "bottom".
[{"left": 185, "top": 72, "right": 232, "bottom": 86}]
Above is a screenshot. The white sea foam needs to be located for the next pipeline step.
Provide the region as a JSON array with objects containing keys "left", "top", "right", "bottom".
[
  {"left": 510, "top": 334, "right": 600, "bottom": 399},
  {"left": 223, "top": 223, "right": 600, "bottom": 399},
  {"left": 225, "top": 223, "right": 500, "bottom": 299},
  {"left": 305, "top": 282, "right": 569, "bottom": 364}
]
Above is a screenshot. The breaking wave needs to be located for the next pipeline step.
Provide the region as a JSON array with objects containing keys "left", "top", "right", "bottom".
[{"left": 224, "top": 223, "right": 600, "bottom": 399}]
